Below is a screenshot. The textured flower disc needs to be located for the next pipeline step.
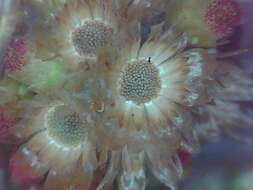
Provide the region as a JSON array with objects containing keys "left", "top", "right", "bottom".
[
  {"left": 46, "top": 105, "right": 87, "bottom": 148},
  {"left": 100, "top": 31, "right": 208, "bottom": 136},
  {"left": 205, "top": 0, "right": 240, "bottom": 38},
  {"left": 52, "top": 0, "right": 123, "bottom": 67},
  {"left": 72, "top": 19, "right": 113, "bottom": 56},
  {"left": 119, "top": 59, "right": 161, "bottom": 105}
]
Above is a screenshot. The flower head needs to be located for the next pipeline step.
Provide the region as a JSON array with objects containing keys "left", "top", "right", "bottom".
[
  {"left": 167, "top": 0, "right": 240, "bottom": 46},
  {"left": 34, "top": 0, "right": 130, "bottom": 70},
  {"left": 100, "top": 29, "right": 210, "bottom": 132},
  {"left": 204, "top": 0, "right": 240, "bottom": 39},
  {"left": 12, "top": 97, "right": 97, "bottom": 189}
]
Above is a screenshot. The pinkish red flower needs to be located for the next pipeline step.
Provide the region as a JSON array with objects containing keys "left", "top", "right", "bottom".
[
  {"left": 205, "top": 0, "right": 240, "bottom": 38},
  {"left": 3, "top": 37, "right": 28, "bottom": 73}
]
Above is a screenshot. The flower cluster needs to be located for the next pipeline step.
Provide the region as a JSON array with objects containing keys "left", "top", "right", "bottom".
[{"left": 0, "top": 0, "right": 252, "bottom": 190}]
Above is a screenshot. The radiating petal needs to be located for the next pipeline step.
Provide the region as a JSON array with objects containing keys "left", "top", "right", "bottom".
[
  {"left": 119, "top": 147, "right": 146, "bottom": 190},
  {"left": 97, "top": 151, "right": 121, "bottom": 190}
]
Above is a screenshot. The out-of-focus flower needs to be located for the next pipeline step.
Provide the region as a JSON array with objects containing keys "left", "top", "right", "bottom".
[
  {"left": 2, "top": 37, "right": 31, "bottom": 74},
  {"left": 167, "top": 0, "right": 241, "bottom": 46}
]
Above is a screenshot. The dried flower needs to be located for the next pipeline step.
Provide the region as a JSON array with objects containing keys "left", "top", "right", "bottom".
[{"left": 167, "top": 0, "right": 240, "bottom": 46}]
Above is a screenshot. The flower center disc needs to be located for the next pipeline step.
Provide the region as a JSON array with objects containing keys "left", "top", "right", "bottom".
[
  {"left": 46, "top": 105, "right": 87, "bottom": 148},
  {"left": 72, "top": 20, "right": 113, "bottom": 56},
  {"left": 205, "top": 0, "right": 240, "bottom": 38},
  {"left": 120, "top": 59, "right": 161, "bottom": 105}
]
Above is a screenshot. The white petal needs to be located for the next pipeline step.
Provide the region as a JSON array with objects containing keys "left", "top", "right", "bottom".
[{"left": 119, "top": 147, "right": 146, "bottom": 190}]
